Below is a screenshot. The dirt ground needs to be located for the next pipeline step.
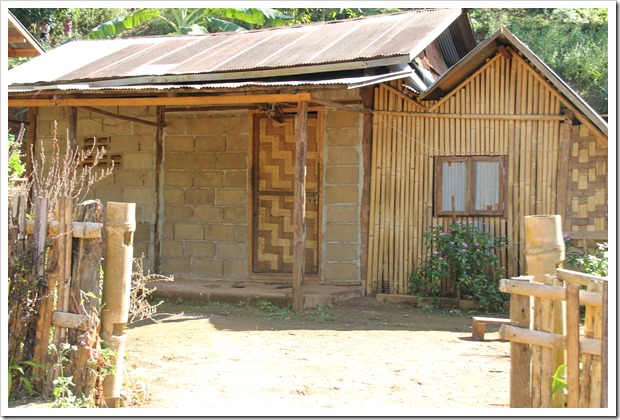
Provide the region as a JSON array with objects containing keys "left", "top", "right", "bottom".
[{"left": 121, "top": 297, "right": 511, "bottom": 415}]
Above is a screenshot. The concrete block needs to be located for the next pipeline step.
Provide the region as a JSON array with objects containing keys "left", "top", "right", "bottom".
[
  {"left": 191, "top": 206, "right": 223, "bottom": 223},
  {"left": 162, "top": 257, "right": 191, "bottom": 274},
  {"left": 175, "top": 223, "right": 204, "bottom": 240},
  {"left": 216, "top": 153, "right": 247, "bottom": 170},
  {"left": 193, "top": 258, "right": 223, "bottom": 277},
  {"left": 325, "top": 186, "right": 359, "bottom": 204},
  {"left": 115, "top": 170, "right": 145, "bottom": 187},
  {"left": 325, "top": 166, "right": 359, "bottom": 185},
  {"left": 325, "top": 243, "right": 359, "bottom": 261},
  {"left": 185, "top": 189, "right": 215, "bottom": 205},
  {"left": 187, "top": 152, "right": 217, "bottom": 169},
  {"left": 222, "top": 260, "right": 247, "bottom": 279},
  {"left": 164, "top": 188, "right": 185, "bottom": 204},
  {"left": 325, "top": 205, "right": 359, "bottom": 223},
  {"left": 165, "top": 171, "right": 193, "bottom": 187},
  {"left": 326, "top": 110, "right": 359, "bottom": 128},
  {"left": 327, "top": 148, "right": 359, "bottom": 165},
  {"left": 327, "top": 129, "right": 359, "bottom": 147},
  {"left": 110, "top": 135, "right": 141, "bottom": 152},
  {"left": 164, "top": 153, "right": 186, "bottom": 170},
  {"left": 224, "top": 170, "right": 247, "bottom": 188},
  {"left": 195, "top": 135, "right": 226, "bottom": 152},
  {"left": 187, "top": 116, "right": 218, "bottom": 135},
  {"left": 165, "top": 205, "right": 194, "bottom": 221},
  {"left": 323, "top": 223, "right": 358, "bottom": 242},
  {"left": 223, "top": 207, "right": 247, "bottom": 224},
  {"left": 166, "top": 135, "right": 194, "bottom": 152},
  {"left": 216, "top": 242, "right": 247, "bottom": 260},
  {"left": 164, "top": 115, "right": 186, "bottom": 134},
  {"left": 323, "top": 263, "right": 358, "bottom": 281},
  {"left": 226, "top": 134, "right": 248, "bottom": 151},
  {"left": 216, "top": 189, "right": 247, "bottom": 206},
  {"left": 219, "top": 114, "right": 248, "bottom": 133},
  {"left": 194, "top": 171, "right": 224, "bottom": 188},
  {"left": 122, "top": 188, "right": 154, "bottom": 205},
  {"left": 123, "top": 152, "right": 153, "bottom": 169},
  {"left": 185, "top": 241, "right": 215, "bottom": 258},
  {"left": 205, "top": 224, "right": 236, "bottom": 242},
  {"left": 163, "top": 240, "right": 184, "bottom": 257}
]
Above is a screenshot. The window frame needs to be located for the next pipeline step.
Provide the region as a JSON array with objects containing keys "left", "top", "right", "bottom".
[{"left": 434, "top": 155, "right": 506, "bottom": 217}]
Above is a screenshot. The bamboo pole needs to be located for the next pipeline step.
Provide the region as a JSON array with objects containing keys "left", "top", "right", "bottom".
[
  {"left": 499, "top": 325, "right": 601, "bottom": 356},
  {"left": 565, "top": 283, "right": 581, "bottom": 408},
  {"left": 292, "top": 101, "right": 308, "bottom": 311},
  {"left": 101, "top": 202, "right": 136, "bottom": 407},
  {"left": 367, "top": 89, "right": 380, "bottom": 295},
  {"left": 507, "top": 275, "right": 532, "bottom": 408}
]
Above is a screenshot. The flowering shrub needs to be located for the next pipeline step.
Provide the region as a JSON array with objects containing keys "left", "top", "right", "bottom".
[
  {"left": 564, "top": 234, "right": 608, "bottom": 277},
  {"left": 409, "top": 222, "right": 508, "bottom": 310}
]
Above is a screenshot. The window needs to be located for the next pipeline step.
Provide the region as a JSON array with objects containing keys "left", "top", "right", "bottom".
[{"left": 435, "top": 156, "right": 506, "bottom": 216}]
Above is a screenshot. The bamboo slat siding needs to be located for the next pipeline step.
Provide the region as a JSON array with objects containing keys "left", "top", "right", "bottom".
[{"left": 367, "top": 52, "right": 577, "bottom": 295}]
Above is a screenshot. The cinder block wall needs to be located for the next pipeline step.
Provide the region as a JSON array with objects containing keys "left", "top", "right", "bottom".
[
  {"left": 37, "top": 106, "right": 158, "bottom": 266},
  {"left": 162, "top": 110, "right": 249, "bottom": 279},
  {"left": 317, "top": 89, "right": 364, "bottom": 286}
]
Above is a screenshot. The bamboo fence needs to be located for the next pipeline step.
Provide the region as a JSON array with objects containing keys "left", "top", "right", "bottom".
[
  {"left": 499, "top": 268, "right": 608, "bottom": 408},
  {"left": 7, "top": 196, "right": 134, "bottom": 407},
  {"left": 366, "top": 48, "right": 607, "bottom": 296}
]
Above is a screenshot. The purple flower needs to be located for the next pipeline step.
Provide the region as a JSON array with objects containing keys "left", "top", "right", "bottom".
[
  {"left": 433, "top": 250, "right": 439, "bottom": 255},
  {"left": 462, "top": 249, "right": 467, "bottom": 253},
  {"left": 450, "top": 241, "right": 455, "bottom": 245},
  {"left": 462, "top": 243, "right": 468, "bottom": 247},
  {"left": 475, "top": 243, "right": 480, "bottom": 247},
  {"left": 439, "top": 232, "right": 447, "bottom": 236}
]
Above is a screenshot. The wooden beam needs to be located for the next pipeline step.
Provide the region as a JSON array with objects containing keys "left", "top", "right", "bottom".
[
  {"left": 8, "top": 93, "right": 313, "bottom": 108},
  {"left": 292, "top": 101, "right": 308, "bottom": 312},
  {"left": 310, "top": 98, "right": 371, "bottom": 113},
  {"left": 373, "top": 110, "right": 565, "bottom": 121},
  {"left": 154, "top": 106, "right": 165, "bottom": 273},
  {"left": 81, "top": 106, "right": 165, "bottom": 127}
]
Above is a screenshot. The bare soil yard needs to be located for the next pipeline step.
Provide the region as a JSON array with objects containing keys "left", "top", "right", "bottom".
[{"left": 122, "top": 297, "right": 510, "bottom": 415}]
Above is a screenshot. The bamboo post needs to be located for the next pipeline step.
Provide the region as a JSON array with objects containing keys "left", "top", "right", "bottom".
[
  {"left": 101, "top": 202, "right": 136, "bottom": 407},
  {"left": 292, "top": 101, "right": 307, "bottom": 312},
  {"left": 524, "top": 215, "right": 565, "bottom": 407},
  {"left": 507, "top": 274, "right": 533, "bottom": 408},
  {"left": 565, "top": 283, "right": 580, "bottom": 408}
]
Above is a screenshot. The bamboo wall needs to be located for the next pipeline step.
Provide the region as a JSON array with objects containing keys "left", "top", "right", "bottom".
[{"left": 367, "top": 51, "right": 583, "bottom": 295}]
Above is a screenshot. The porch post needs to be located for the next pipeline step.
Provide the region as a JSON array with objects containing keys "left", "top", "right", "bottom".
[{"left": 292, "top": 101, "right": 308, "bottom": 311}]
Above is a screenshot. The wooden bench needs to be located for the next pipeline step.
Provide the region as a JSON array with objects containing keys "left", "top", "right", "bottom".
[{"left": 471, "top": 316, "right": 511, "bottom": 340}]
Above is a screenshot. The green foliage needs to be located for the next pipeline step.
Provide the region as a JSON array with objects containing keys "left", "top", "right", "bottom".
[
  {"left": 8, "top": 132, "right": 25, "bottom": 179},
  {"left": 86, "top": 9, "right": 162, "bottom": 39},
  {"left": 49, "top": 343, "right": 93, "bottom": 408},
  {"left": 469, "top": 8, "right": 608, "bottom": 113},
  {"left": 565, "top": 241, "right": 608, "bottom": 277},
  {"left": 257, "top": 300, "right": 291, "bottom": 318},
  {"left": 409, "top": 222, "right": 508, "bottom": 310},
  {"left": 8, "top": 357, "right": 47, "bottom": 401}
]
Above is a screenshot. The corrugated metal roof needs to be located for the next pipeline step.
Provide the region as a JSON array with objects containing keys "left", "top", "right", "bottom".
[{"left": 7, "top": 8, "right": 463, "bottom": 86}]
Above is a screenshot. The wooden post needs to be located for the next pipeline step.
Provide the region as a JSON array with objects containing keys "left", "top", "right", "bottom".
[
  {"left": 101, "top": 202, "right": 136, "bottom": 407},
  {"left": 67, "top": 200, "right": 103, "bottom": 401},
  {"left": 32, "top": 197, "right": 50, "bottom": 379},
  {"left": 292, "top": 101, "right": 308, "bottom": 312},
  {"left": 507, "top": 275, "right": 533, "bottom": 408}
]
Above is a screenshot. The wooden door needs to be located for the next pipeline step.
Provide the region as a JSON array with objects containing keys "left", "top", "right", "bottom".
[{"left": 252, "top": 112, "right": 320, "bottom": 275}]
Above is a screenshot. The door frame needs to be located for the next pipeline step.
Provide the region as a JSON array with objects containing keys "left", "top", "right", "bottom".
[{"left": 248, "top": 106, "right": 324, "bottom": 282}]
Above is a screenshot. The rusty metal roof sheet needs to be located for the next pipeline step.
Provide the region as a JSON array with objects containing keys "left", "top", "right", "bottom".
[{"left": 8, "top": 8, "right": 463, "bottom": 86}]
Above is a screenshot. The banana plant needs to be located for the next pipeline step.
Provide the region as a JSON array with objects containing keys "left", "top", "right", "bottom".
[{"left": 86, "top": 8, "right": 291, "bottom": 39}]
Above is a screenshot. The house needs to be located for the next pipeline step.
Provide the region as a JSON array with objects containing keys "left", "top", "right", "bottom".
[
  {"left": 6, "top": 9, "right": 608, "bottom": 297},
  {"left": 8, "top": 10, "right": 45, "bottom": 58}
]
